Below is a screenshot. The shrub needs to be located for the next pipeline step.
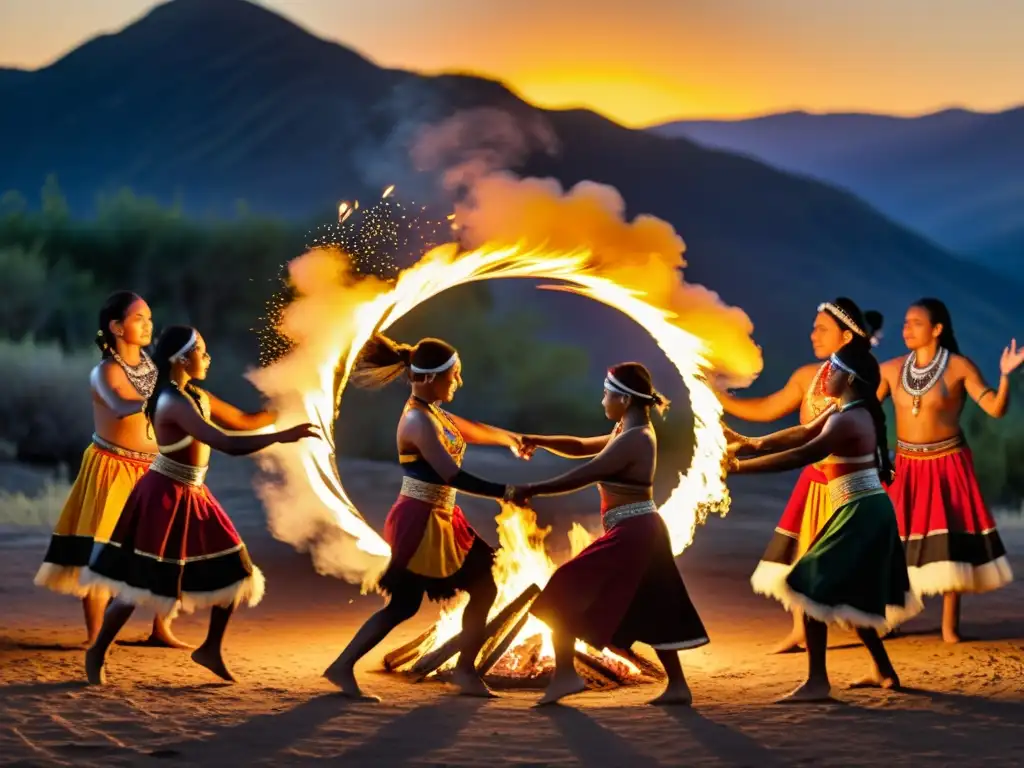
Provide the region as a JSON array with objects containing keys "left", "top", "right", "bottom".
[{"left": 0, "top": 339, "right": 95, "bottom": 466}]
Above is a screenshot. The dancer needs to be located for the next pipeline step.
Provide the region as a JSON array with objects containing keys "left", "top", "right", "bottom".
[
  {"left": 721, "top": 298, "right": 882, "bottom": 653},
  {"left": 728, "top": 341, "right": 921, "bottom": 701},
  {"left": 510, "top": 362, "right": 708, "bottom": 707},
  {"left": 323, "top": 334, "right": 522, "bottom": 701},
  {"left": 34, "top": 291, "right": 187, "bottom": 648},
  {"left": 81, "top": 326, "right": 319, "bottom": 684},
  {"left": 878, "top": 298, "right": 1020, "bottom": 643}
]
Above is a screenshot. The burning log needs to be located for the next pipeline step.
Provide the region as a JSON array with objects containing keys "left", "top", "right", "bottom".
[
  {"left": 408, "top": 584, "right": 541, "bottom": 680},
  {"left": 606, "top": 645, "right": 667, "bottom": 681},
  {"left": 382, "top": 625, "right": 437, "bottom": 673}
]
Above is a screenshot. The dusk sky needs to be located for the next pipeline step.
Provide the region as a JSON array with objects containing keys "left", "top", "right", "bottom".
[{"left": 1, "top": 0, "right": 1021, "bottom": 127}]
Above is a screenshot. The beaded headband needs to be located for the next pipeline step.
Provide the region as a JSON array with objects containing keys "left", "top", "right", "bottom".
[{"left": 818, "top": 302, "right": 867, "bottom": 338}]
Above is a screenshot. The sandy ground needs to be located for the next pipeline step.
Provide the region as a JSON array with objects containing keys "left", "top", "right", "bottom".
[{"left": 2, "top": 451, "right": 1023, "bottom": 767}]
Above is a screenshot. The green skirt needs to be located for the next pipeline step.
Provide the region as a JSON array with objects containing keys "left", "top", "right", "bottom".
[{"left": 767, "top": 489, "right": 923, "bottom": 631}]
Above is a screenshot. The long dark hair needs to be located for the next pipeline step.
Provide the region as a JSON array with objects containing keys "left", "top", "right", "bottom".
[
  {"left": 351, "top": 333, "right": 457, "bottom": 389},
  {"left": 821, "top": 297, "right": 884, "bottom": 348},
  {"left": 609, "top": 361, "right": 670, "bottom": 417},
  {"left": 95, "top": 291, "right": 143, "bottom": 358},
  {"left": 833, "top": 343, "right": 895, "bottom": 485},
  {"left": 144, "top": 325, "right": 203, "bottom": 427},
  {"left": 913, "top": 297, "right": 960, "bottom": 355}
]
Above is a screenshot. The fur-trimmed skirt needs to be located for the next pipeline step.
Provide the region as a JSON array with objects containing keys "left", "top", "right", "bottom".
[{"left": 81, "top": 455, "right": 264, "bottom": 620}]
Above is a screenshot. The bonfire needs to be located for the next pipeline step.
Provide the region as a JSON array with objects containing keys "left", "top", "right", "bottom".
[{"left": 247, "top": 181, "right": 763, "bottom": 690}]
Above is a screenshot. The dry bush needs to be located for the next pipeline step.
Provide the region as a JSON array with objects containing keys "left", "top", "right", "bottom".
[{"left": 0, "top": 339, "right": 95, "bottom": 466}]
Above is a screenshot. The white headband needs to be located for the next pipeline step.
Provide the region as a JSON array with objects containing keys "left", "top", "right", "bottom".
[
  {"left": 818, "top": 302, "right": 867, "bottom": 338},
  {"left": 828, "top": 353, "right": 865, "bottom": 381},
  {"left": 604, "top": 372, "right": 654, "bottom": 400},
  {"left": 169, "top": 331, "right": 198, "bottom": 363},
  {"left": 410, "top": 353, "right": 458, "bottom": 376}
]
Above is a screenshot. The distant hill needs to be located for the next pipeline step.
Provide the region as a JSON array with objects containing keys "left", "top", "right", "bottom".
[
  {"left": 1, "top": 0, "right": 1020, "bottom": 401},
  {"left": 652, "top": 108, "right": 1024, "bottom": 279}
]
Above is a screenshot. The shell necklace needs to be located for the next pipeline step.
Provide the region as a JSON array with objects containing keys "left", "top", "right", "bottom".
[
  {"left": 111, "top": 349, "right": 158, "bottom": 399},
  {"left": 900, "top": 347, "right": 949, "bottom": 417}
]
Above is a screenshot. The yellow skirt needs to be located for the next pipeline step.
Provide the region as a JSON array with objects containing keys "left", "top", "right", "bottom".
[
  {"left": 796, "top": 475, "right": 833, "bottom": 558},
  {"left": 35, "top": 440, "right": 154, "bottom": 597}
]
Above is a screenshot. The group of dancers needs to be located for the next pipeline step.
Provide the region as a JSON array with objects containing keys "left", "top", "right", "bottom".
[{"left": 33, "top": 289, "right": 1019, "bottom": 705}]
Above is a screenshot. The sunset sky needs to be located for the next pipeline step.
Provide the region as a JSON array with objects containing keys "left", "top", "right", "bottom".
[{"left": 1, "top": 0, "right": 1021, "bottom": 127}]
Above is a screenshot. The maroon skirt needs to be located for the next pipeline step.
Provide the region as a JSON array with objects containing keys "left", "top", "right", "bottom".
[
  {"left": 81, "top": 462, "right": 264, "bottom": 620},
  {"left": 531, "top": 507, "right": 708, "bottom": 652}
]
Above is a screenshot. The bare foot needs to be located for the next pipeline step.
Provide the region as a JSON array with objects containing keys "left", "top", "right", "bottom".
[
  {"left": 768, "top": 630, "right": 806, "bottom": 655},
  {"left": 323, "top": 664, "right": 381, "bottom": 702},
  {"left": 648, "top": 685, "right": 693, "bottom": 706},
  {"left": 942, "top": 629, "right": 977, "bottom": 644},
  {"left": 191, "top": 645, "right": 236, "bottom": 682},
  {"left": 777, "top": 678, "right": 833, "bottom": 703},
  {"left": 85, "top": 646, "right": 107, "bottom": 686},
  {"left": 535, "top": 674, "right": 588, "bottom": 707},
  {"left": 451, "top": 668, "right": 498, "bottom": 699},
  {"left": 140, "top": 623, "right": 195, "bottom": 650},
  {"left": 848, "top": 671, "right": 900, "bottom": 690}
]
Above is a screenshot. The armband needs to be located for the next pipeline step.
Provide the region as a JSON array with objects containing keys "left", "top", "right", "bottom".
[{"left": 449, "top": 469, "right": 508, "bottom": 499}]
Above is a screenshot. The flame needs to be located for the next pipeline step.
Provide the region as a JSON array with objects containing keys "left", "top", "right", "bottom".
[
  {"left": 248, "top": 234, "right": 752, "bottom": 671},
  {"left": 338, "top": 201, "right": 354, "bottom": 225},
  {"left": 382, "top": 184, "right": 395, "bottom": 199}
]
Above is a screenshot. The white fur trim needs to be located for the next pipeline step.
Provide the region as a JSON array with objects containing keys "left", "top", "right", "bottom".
[
  {"left": 767, "top": 581, "right": 923, "bottom": 632},
  {"left": 649, "top": 637, "right": 710, "bottom": 651},
  {"left": 907, "top": 557, "right": 1013, "bottom": 596},
  {"left": 79, "top": 566, "right": 265, "bottom": 621},
  {"left": 750, "top": 560, "right": 794, "bottom": 598},
  {"left": 34, "top": 563, "right": 104, "bottom": 599}
]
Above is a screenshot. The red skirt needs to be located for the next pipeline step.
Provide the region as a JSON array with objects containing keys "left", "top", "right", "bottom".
[
  {"left": 81, "top": 468, "right": 264, "bottom": 620},
  {"left": 378, "top": 495, "right": 494, "bottom": 602},
  {"left": 530, "top": 511, "right": 708, "bottom": 651},
  {"left": 889, "top": 441, "right": 1013, "bottom": 595},
  {"left": 750, "top": 464, "right": 831, "bottom": 596}
]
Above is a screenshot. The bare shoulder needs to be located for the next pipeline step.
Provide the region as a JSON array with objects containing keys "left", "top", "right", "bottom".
[
  {"left": 92, "top": 358, "right": 128, "bottom": 385},
  {"left": 947, "top": 353, "right": 978, "bottom": 379},
  {"left": 793, "top": 362, "right": 823, "bottom": 384},
  {"left": 880, "top": 355, "right": 904, "bottom": 372}
]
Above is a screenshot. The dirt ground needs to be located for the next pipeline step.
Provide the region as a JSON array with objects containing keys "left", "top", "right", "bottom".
[{"left": 2, "top": 451, "right": 1023, "bottom": 767}]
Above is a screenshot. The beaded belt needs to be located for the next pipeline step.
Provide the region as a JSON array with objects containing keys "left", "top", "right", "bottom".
[
  {"left": 400, "top": 476, "right": 457, "bottom": 510},
  {"left": 92, "top": 433, "right": 156, "bottom": 462},
  {"left": 151, "top": 454, "right": 209, "bottom": 487},
  {"left": 828, "top": 468, "right": 885, "bottom": 509},
  {"left": 896, "top": 434, "right": 963, "bottom": 456},
  {"left": 602, "top": 499, "right": 657, "bottom": 532}
]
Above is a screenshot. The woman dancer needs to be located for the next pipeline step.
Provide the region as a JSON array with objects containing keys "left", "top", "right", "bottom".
[
  {"left": 81, "top": 326, "right": 319, "bottom": 684},
  {"left": 34, "top": 291, "right": 186, "bottom": 648},
  {"left": 728, "top": 342, "right": 921, "bottom": 701},
  {"left": 721, "top": 298, "right": 881, "bottom": 654},
  {"left": 511, "top": 362, "right": 708, "bottom": 707},
  {"left": 323, "top": 334, "right": 523, "bottom": 701},
  {"left": 878, "top": 298, "right": 1020, "bottom": 642}
]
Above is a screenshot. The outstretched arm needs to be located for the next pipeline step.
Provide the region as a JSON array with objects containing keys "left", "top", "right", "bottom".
[
  {"left": 730, "top": 415, "right": 849, "bottom": 475},
  {"left": 445, "top": 412, "right": 520, "bottom": 449},
  {"left": 204, "top": 389, "right": 277, "bottom": 432},
  {"left": 403, "top": 411, "right": 509, "bottom": 498},
  {"left": 90, "top": 363, "right": 145, "bottom": 418},
  {"left": 718, "top": 367, "right": 807, "bottom": 423},
  {"left": 163, "top": 393, "right": 314, "bottom": 456},
  {"left": 747, "top": 405, "right": 836, "bottom": 453},
  {"left": 962, "top": 348, "right": 1018, "bottom": 419},
  {"left": 520, "top": 432, "right": 639, "bottom": 498},
  {"left": 523, "top": 433, "right": 613, "bottom": 458}
]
